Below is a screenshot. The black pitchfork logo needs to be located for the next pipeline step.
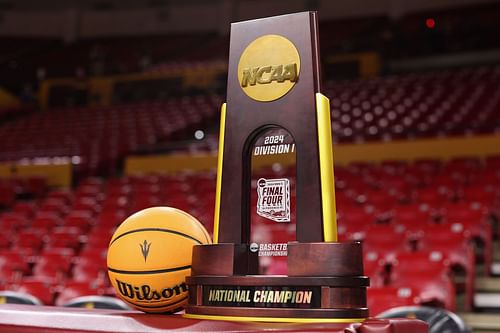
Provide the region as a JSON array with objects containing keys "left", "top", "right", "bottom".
[{"left": 140, "top": 240, "right": 152, "bottom": 262}]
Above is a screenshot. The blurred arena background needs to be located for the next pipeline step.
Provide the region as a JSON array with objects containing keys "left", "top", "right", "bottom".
[{"left": 0, "top": 0, "right": 500, "bottom": 331}]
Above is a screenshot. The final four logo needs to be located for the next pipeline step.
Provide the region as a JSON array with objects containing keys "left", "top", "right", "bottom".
[{"left": 257, "top": 178, "right": 290, "bottom": 222}]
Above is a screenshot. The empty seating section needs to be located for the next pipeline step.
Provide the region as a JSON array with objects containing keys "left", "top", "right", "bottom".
[
  {"left": 0, "top": 66, "right": 499, "bottom": 178},
  {"left": 0, "top": 95, "right": 222, "bottom": 176},
  {"left": 335, "top": 157, "right": 499, "bottom": 314},
  {"left": 0, "top": 66, "right": 499, "bottom": 312},
  {"left": 0, "top": 172, "right": 216, "bottom": 306},
  {"left": 0, "top": 177, "right": 47, "bottom": 209},
  {"left": 327, "top": 66, "right": 500, "bottom": 142},
  {"left": 1, "top": 156, "right": 496, "bottom": 312}
]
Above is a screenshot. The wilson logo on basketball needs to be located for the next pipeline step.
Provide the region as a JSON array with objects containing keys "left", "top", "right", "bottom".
[
  {"left": 240, "top": 63, "right": 298, "bottom": 87},
  {"left": 115, "top": 279, "right": 188, "bottom": 302}
]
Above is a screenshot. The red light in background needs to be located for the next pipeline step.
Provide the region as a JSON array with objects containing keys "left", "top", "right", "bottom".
[{"left": 426, "top": 18, "right": 436, "bottom": 29}]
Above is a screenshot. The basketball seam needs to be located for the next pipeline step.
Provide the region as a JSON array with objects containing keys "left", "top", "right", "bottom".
[
  {"left": 121, "top": 295, "right": 188, "bottom": 309},
  {"left": 108, "top": 265, "right": 191, "bottom": 275},
  {"left": 109, "top": 228, "right": 204, "bottom": 246},
  {"left": 181, "top": 211, "right": 211, "bottom": 244}
]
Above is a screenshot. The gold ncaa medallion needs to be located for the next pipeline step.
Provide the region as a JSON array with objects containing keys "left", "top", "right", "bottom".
[{"left": 238, "top": 34, "right": 300, "bottom": 102}]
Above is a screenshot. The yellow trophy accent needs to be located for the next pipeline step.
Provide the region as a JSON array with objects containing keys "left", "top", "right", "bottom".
[
  {"left": 316, "top": 93, "right": 337, "bottom": 242},
  {"left": 213, "top": 103, "right": 227, "bottom": 244},
  {"left": 184, "top": 313, "right": 365, "bottom": 323}
]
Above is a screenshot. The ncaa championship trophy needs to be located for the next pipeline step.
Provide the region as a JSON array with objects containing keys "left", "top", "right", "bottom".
[{"left": 184, "top": 12, "right": 368, "bottom": 322}]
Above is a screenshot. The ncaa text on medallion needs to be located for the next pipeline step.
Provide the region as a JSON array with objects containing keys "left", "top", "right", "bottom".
[{"left": 241, "top": 63, "right": 298, "bottom": 87}]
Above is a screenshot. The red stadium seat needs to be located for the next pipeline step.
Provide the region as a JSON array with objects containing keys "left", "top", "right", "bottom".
[
  {"left": 84, "top": 229, "right": 113, "bottom": 249},
  {"left": 336, "top": 205, "right": 377, "bottom": 236},
  {"left": 35, "top": 248, "right": 76, "bottom": 273},
  {"left": 13, "top": 278, "right": 56, "bottom": 305},
  {"left": 439, "top": 203, "right": 493, "bottom": 274},
  {"left": 458, "top": 185, "right": 498, "bottom": 207},
  {"left": 72, "top": 197, "right": 101, "bottom": 215},
  {"left": 31, "top": 213, "right": 63, "bottom": 231},
  {"left": 76, "top": 247, "right": 108, "bottom": 268},
  {"left": 363, "top": 250, "right": 388, "bottom": 287},
  {"left": 0, "top": 212, "right": 30, "bottom": 231},
  {"left": 95, "top": 210, "right": 127, "bottom": 228},
  {"left": 11, "top": 201, "right": 37, "bottom": 217},
  {"left": 0, "top": 265, "right": 24, "bottom": 283},
  {"left": 0, "top": 251, "right": 30, "bottom": 275},
  {"left": 363, "top": 225, "right": 409, "bottom": 254},
  {"left": 390, "top": 204, "right": 432, "bottom": 229},
  {"left": 368, "top": 287, "right": 421, "bottom": 317},
  {"left": 417, "top": 225, "right": 475, "bottom": 309},
  {"left": 0, "top": 182, "right": 16, "bottom": 208},
  {"left": 63, "top": 211, "right": 94, "bottom": 232},
  {"left": 414, "top": 187, "right": 450, "bottom": 208},
  {"left": 38, "top": 198, "right": 69, "bottom": 216},
  {"left": 390, "top": 251, "right": 456, "bottom": 311},
  {"left": 12, "top": 229, "right": 45, "bottom": 251},
  {"left": 45, "top": 189, "right": 74, "bottom": 204},
  {"left": 55, "top": 281, "right": 106, "bottom": 306},
  {"left": 0, "top": 232, "right": 11, "bottom": 249},
  {"left": 45, "top": 228, "right": 82, "bottom": 250}
]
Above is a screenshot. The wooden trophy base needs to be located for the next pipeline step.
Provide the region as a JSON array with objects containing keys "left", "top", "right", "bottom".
[{"left": 184, "top": 242, "right": 369, "bottom": 322}]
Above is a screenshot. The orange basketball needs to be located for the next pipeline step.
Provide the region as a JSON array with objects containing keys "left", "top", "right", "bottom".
[{"left": 107, "top": 207, "right": 211, "bottom": 313}]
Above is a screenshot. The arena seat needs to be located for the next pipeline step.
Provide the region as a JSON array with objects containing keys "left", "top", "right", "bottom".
[
  {"left": 414, "top": 188, "right": 451, "bottom": 208},
  {"left": 63, "top": 211, "right": 94, "bottom": 232},
  {"left": 55, "top": 281, "right": 107, "bottom": 307},
  {"left": 459, "top": 185, "right": 498, "bottom": 207},
  {"left": 31, "top": 213, "right": 63, "bottom": 231},
  {"left": 38, "top": 198, "right": 69, "bottom": 216},
  {"left": 0, "top": 234, "right": 10, "bottom": 250},
  {"left": 32, "top": 261, "right": 69, "bottom": 283},
  {"left": 71, "top": 198, "right": 101, "bottom": 215},
  {"left": 0, "top": 182, "right": 16, "bottom": 208},
  {"left": 11, "top": 201, "right": 37, "bottom": 217},
  {"left": 45, "top": 189, "right": 74, "bottom": 204},
  {"left": 13, "top": 279, "right": 56, "bottom": 305},
  {"left": 417, "top": 226, "right": 475, "bottom": 309},
  {"left": 367, "top": 287, "right": 421, "bottom": 316},
  {"left": 438, "top": 203, "right": 493, "bottom": 274},
  {"left": 390, "top": 251, "right": 456, "bottom": 311},
  {"left": 378, "top": 306, "right": 469, "bottom": 333},
  {"left": 363, "top": 225, "right": 409, "bottom": 249},
  {"left": 0, "top": 212, "right": 30, "bottom": 231},
  {"left": 0, "top": 290, "right": 43, "bottom": 305},
  {"left": 390, "top": 204, "right": 432, "bottom": 227},
  {"left": 34, "top": 249, "right": 75, "bottom": 273},
  {"left": 71, "top": 262, "right": 109, "bottom": 288},
  {"left": 76, "top": 247, "right": 108, "bottom": 269},
  {"left": 363, "top": 250, "right": 388, "bottom": 288},
  {"left": 0, "top": 251, "right": 31, "bottom": 276},
  {"left": 45, "top": 228, "right": 82, "bottom": 250},
  {"left": 62, "top": 295, "right": 130, "bottom": 310},
  {"left": 0, "top": 265, "right": 24, "bottom": 283}
]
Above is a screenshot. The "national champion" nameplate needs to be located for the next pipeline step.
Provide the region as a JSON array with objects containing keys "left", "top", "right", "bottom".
[{"left": 203, "top": 285, "right": 321, "bottom": 308}]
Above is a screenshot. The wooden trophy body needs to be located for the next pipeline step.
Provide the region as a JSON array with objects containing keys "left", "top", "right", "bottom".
[{"left": 184, "top": 12, "right": 369, "bottom": 322}]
